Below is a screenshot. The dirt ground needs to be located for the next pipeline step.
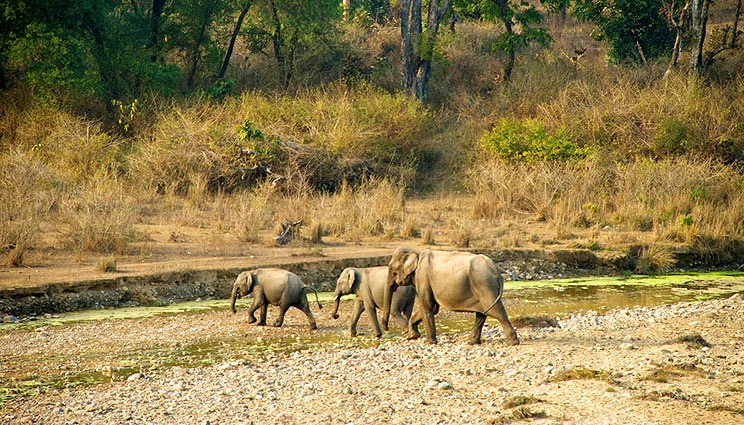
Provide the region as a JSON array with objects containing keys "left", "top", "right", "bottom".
[{"left": 1, "top": 292, "right": 743, "bottom": 424}]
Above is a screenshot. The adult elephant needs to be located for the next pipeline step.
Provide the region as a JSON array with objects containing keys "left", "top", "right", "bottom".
[
  {"left": 331, "top": 266, "right": 415, "bottom": 338},
  {"left": 230, "top": 268, "right": 322, "bottom": 329},
  {"left": 382, "top": 247, "right": 519, "bottom": 346}
]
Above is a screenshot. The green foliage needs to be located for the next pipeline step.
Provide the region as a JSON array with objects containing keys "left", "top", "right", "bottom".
[
  {"left": 652, "top": 117, "right": 690, "bottom": 156},
  {"left": 236, "top": 119, "right": 282, "bottom": 164},
  {"left": 571, "top": 0, "right": 674, "bottom": 63},
  {"left": 244, "top": 0, "right": 341, "bottom": 88},
  {"left": 480, "top": 118, "right": 589, "bottom": 162},
  {"left": 5, "top": 23, "right": 102, "bottom": 99}
]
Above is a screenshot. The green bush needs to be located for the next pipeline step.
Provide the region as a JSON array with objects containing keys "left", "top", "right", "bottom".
[
  {"left": 651, "top": 118, "right": 690, "bottom": 156},
  {"left": 479, "top": 118, "right": 589, "bottom": 162}
]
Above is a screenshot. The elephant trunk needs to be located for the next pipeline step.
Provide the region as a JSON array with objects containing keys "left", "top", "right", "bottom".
[
  {"left": 381, "top": 270, "right": 395, "bottom": 331},
  {"left": 230, "top": 284, "right": 239, "bottom": 314},
  {"left": 331, "top": 295, "right": 341, "bottom": 319}
]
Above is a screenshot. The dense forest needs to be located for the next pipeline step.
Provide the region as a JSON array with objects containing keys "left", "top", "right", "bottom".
[{"left": 2, "top": 0, "right": 744, "bottom": 270}]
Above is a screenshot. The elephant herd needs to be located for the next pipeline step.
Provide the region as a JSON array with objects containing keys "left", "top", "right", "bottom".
[{"left": 230, "top": 247, "right": 520, "bottom": 346}]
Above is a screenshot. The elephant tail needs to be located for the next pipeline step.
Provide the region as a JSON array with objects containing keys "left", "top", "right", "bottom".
[
  {"left": 305, "top": 286, "right": 323, "bottom": 310},
  {"left": 482, "top": 274, "right": 505, "bottom": 315}
]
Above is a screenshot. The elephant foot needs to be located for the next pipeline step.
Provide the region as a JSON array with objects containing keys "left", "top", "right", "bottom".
[
  {"left": 506, "top": 337, "right": 520, "bottom": 346},
  {"left": 468, "top": 337, "right": 482, "bottom": 345},
  {"left": 272, "top": 321, "right": 283, "bottom": 328},
  {"left": 309, "top": 324, "right": 318, "bottom": 330},
  {"left": 405, "top": 331, "right": 420, "bottom": 341},
  {"left": 373, "top": 332, "right": 382, "bottom": 338},
  {"left": 424, "top": 338, "right": 438, "bottom": 345},
  {"left": 247, "top": 317, "right": 257, "bottom": 324},
  {"left": 256, "top": 322, "right": 266, "bottom": 326}
]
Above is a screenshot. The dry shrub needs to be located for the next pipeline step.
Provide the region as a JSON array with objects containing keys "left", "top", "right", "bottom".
[
  {"left": 128, "top": 101, "right": 236, "bottom": 196},
  {"left": 96, "top": 255, "right": 118, "bottom": 273},
  {"left": 467, "top": 157, "right": 610, "bottom": 226},
  {"left": 451, "top": 228, "right": 471, "bottom": 248},
  {"left": 221, "top": 186, "right": 278, "bottom": 244},
  {"left": 634, "top": 243, "right": 676, "bottom": 275},
  {"left": 422, "top": 228, "right": 435, "bottom": 245},
  {"left": 58, "top": 181, "right": 138, "bottom": 254},
  {"left": 319, "top": 178, "right": 406, "bottom": 239},
  {"left": 0, "top": 151, "right": 57, "bottom": 264}
]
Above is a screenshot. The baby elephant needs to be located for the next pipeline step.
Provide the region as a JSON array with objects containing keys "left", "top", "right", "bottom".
[
  {"left": 331, "top": 266, "right": 415, "bottom": 338},
  {"left": 230, "top": 268, "right": 322, "bottom": 329}
]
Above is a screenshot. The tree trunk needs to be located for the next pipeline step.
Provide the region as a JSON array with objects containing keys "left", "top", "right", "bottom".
[
  {"left": 401, "top": 0, "right": 450, "bottom": 102},
  {"left": 690, "top": 0, "right": 710, "bottom": 75},
  {"left": 269, "top": 0, "right": 293, "bottom": 90},
  {"left": 343, "top": 0, "right": 351, "bottom": 21},
  {"left": 401, "top": 0, "right": 421, "bottom": 96},
  {"left": 731, "top": 0, "right": 742, "bottom": 48},
  {"left": 218, "top": 1, "right": 252, "bottom": 79},
  {"left": 0, "top": 60, "right": 7, "bottom": 90},
  {"left": 149, "top": 0, "right": 166, "bottom": 62},
  {"left": 496, "top": 0, "right": 515, "bottom": 81},
  {"left": 187, "top": 0, "right": 218, "bottom": 88},
  {"left": 664, "top": 1, "right": 690, "bottom": 79}
]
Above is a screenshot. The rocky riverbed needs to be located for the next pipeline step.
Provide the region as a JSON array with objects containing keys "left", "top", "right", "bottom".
[{"left": 2, "top": 293, "right": 743, "bottom": 424}]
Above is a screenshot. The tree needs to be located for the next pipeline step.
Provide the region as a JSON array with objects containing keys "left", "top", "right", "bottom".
[
  {"left": 457, "top": 0, "right": 553, "bottom": 82},
  {"left": 401, "top": 0, "right": 452, "bottom": 103},
  {"left": 242, "top": 0, "right": 340, "bottom": 90},
  {"left": 572, "top": 0, "right": 674, "bottom": 64},
  {"left": 689, "top": 0, "right": 710, "bottom": 74},
  {"left": 218, "top": 1, "right": 254, "bottom": 79},
  {"left": 662, "top": 0, "right": 689, "bottom": 78}
]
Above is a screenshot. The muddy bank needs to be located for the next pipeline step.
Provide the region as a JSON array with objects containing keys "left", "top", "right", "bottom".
[{"left": 0, "top": 246, "right": 735, "bottom": 318}]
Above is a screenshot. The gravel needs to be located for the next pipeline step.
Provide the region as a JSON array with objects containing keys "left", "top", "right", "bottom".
[{"left": 2, "top": 295, "right": 744, "bottom": 424}]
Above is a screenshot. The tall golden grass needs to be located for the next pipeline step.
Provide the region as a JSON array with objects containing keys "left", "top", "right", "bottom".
[{"left": 1, "top": 20, "right": 743, "bottom": 268}]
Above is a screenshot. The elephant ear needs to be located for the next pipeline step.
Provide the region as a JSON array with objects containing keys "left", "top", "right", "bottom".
[
  {"left": 346, "top": 268, "right": 357, "bottom": 291},
  {"left": 245, "top": 272, "right": 255, "bottom": 292},
  {"left": 402, "top": 252, "right": 418, "bottom": 281}
]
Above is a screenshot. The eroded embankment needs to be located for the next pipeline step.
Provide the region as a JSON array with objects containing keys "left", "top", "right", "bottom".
[{"left": 0, "top": 246, "right": 725, "bottom": 318}]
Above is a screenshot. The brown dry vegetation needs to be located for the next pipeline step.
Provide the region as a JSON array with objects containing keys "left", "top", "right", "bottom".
[{"left": 2, "top": 18, "right": 744, "bottom": 277}]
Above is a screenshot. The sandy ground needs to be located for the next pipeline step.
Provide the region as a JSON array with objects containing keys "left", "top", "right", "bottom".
[{"left": 1, "top": 293, "right": 743, "bottom": 425}]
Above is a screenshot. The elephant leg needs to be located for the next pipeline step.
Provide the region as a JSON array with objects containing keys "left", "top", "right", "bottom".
[
  {"left": 365, "top": 302, "right": 383, "bottom": 338},
  {"left": 246, "top": 299, "right": 262, "bottom": 324},
  {"left": 298, "top": 302, "right": 317, "bottom": 330},
  {"left": 348, "top": 301, "right": 365, "bottom": 337},
  {"left": 470, "top": 312, "right": 487, "bottom": 345},
  {"left": 421, "top": 308, "right": 438, "bottom": 344},
  {"left": 257, "top": 304, "right": 268, "bottom": 326},
  {"left": 393, "top": 310, "right": 409, "bottom": 331},
  {"left": 273, "top": 304, "right": 289, "bottom": 327},
  {"left": 486, "top": 300, "right": 520, "bottom": 346},
  {"left": 406, "top": 308, "right": 422, "bottom": 340}
]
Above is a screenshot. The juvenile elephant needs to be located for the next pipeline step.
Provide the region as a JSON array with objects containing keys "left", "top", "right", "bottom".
[
  {"left": 230, "top": 268, "right": 322, "bottom": 329},
  {"left": 383, "top": 247, "right": 519, "bottom": 346},
  {"left": 331, "top": 266, "right": 415, "bottom": 338}
]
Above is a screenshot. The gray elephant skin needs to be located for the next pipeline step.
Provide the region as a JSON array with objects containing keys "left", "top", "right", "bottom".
[
  {"left": 383, "top": 247, "right": 519, "bottom": 346},
  {"left": 230, "top": 268, "right": 322, "bottom": 329},
  {"left": 331, "top": 266, "right": 415, "bottom": 338}
]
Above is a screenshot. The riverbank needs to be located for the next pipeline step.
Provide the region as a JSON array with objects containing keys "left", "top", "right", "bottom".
[
  {"left": 1, "top": 246, "right": 608, "bottom": 318},
  {"left": 2, "top": 293, "right": 743, "bottom": 424}
]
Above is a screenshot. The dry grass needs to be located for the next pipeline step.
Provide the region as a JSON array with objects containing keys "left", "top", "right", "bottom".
[
  {"left": 2, "top": 31, "right": 744, "bottom": 265},
  {"left": 546, "top": 367, "right": 612, "bottom": 383},
  {"left": 57, "top": 181, "right": 138, "bottom": 255}
]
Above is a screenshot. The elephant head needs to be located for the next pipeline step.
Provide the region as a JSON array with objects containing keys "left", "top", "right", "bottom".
[
  {"left": 382, "top": 247, "right": 419, "bottom": 329},
  {"left": 230, "top": 271, "right": 254, "bottom": 314},
  {"left": 331, "top": 268, "right": 359, "bottom": 319}
]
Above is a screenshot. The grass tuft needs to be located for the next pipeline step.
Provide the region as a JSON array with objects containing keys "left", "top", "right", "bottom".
[
  {"left": 673, "top": 333, "right": 711, "bottom": 348},
  {"left": 545, "top": 367, "right": 611, "bottom": 383}
]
